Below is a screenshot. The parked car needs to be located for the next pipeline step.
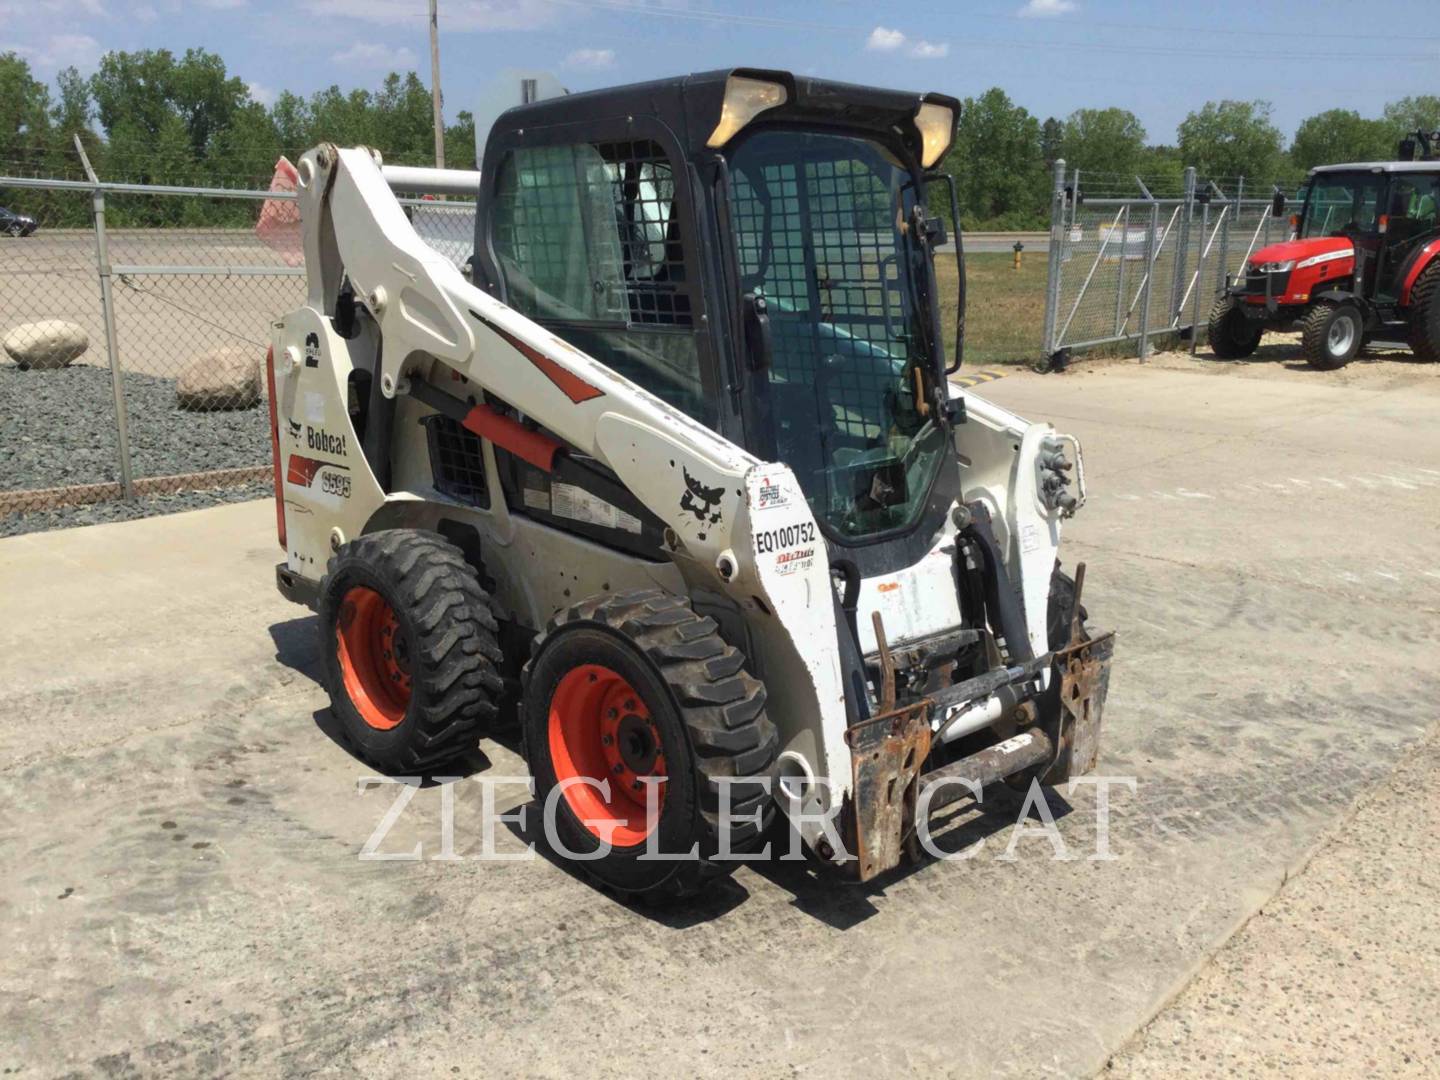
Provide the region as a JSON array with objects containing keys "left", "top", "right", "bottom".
[{"left": 0, "top": 206, "right": 38, "bottom": 237}]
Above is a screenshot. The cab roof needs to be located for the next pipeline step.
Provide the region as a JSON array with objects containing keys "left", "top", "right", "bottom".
[
  {"left": 492, "top": 67, "right": 959, "bottom": 163},
  {"left": 1310, "top": 161, "right": 1440, "bottom": 175}
]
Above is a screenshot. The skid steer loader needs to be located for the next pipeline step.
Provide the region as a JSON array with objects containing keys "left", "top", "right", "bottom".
[{"left": 268, "top": 69, "right": 1115, "bottom": 898}]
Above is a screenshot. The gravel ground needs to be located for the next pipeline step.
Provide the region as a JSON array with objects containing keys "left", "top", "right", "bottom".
[
  {"left": 0, "top": 481, "right": 270, "bottom": 537},
  {"left": 1, "top": 363, "right": 270, "bottom": 535}
]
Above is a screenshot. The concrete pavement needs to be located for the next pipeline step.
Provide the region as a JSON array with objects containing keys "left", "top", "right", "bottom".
[{"left": 2, "top": 354, "right": 1438, "bottom": 1076}]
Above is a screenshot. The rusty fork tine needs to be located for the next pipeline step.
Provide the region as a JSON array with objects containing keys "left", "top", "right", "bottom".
[{"left": 871, "top": 610, "right": 897, "bottom": 714}]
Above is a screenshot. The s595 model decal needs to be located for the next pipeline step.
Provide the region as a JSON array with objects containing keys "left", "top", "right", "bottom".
[{"left": 287, "top": 454, "right": 351, "bottom": 500}]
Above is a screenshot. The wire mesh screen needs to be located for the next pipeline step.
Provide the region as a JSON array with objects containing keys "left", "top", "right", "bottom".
[
  {"left": 0, "top": 186, "right": 124, "bottom": 527},
  {"left": 0, "top": 170, "right": 486, "bottom": 534},
  {"left": 101, "top": 190, "right": 302, "bottom": 496},
  {"left": 730, "top": 149, "right": 914, "bottom": 443},
  {"left": 424, "top": 413, "right": 489, "bottom": 507},
  {"left": 1047, "top": 168, "right": 1298, "bottom": 361}
]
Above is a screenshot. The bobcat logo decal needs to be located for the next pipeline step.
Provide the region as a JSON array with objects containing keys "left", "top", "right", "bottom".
[{"left": 680, "top": 467, "right": 724, "bottom": 526}]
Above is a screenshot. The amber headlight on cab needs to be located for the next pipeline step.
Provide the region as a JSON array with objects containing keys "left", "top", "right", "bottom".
[
  {"left": 706, "top": 76, "right": 788, "bottom": 148},
  {"left": 914, "top": 101, "right": 956, "bottom": 168}
]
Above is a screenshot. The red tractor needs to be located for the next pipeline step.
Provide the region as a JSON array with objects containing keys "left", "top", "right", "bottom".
[{"left": 1208, "top": 131, "right": 1440, "bottom": 369}]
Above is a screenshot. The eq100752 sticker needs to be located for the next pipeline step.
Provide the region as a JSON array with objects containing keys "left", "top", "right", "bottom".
[{"left": 755, "top": 521, "right": 816, "bottom": 554}]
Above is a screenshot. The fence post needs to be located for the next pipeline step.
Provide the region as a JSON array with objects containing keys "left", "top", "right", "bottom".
[
  {"left": 1040, "top": 158, "right": 1067, "bottom": 361},
  {"left": 84, "top": 171, "right": 135, "bottom": 500},
  {"left": 1217, "top": 180, "right": 1234, "bottom": 293},
  {"left": 1138, "top": 200, "right": 1158, "bottom": 361},
  {"left": 1172, "top": 166, "right": 1196, "bottom": 325},
  {"left": 1113, "top": 203, "right": 1129, "bottom": 338},
  {"left": 1190, "top": 193, "right": 1210, "bottom": 356}
]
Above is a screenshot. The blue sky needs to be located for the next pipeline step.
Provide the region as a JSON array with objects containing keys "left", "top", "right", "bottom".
[{"left": 2, "top": 0, "right": 1436, "bottom": 165}]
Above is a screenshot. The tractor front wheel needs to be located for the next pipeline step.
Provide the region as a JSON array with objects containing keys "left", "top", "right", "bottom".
[
  {"left": 1407, "top": 263, "right": 1440, "bottom": 363},
  {"left": 1300, "top": 300, "right": 1363, "bottom": 370},
  {"left": 1206, "top": 297, "right": 1263, "bottom": 359},
  {"left": 319, "top": 530, "right": 504, "bottom": 773},
  {"left": 522, "top": 589, "right": 777, "bottom": 900}
]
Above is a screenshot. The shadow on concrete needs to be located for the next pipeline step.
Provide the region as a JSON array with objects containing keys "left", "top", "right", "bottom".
[
  {"left": 269, "top": 616, "right": 323, "bottom": 687},
  {"left": 307, "top": 705, "right": 497, "bottom": 784},
  {"left": 502, "top": 780, "right": 1074, "bottom": 930}
]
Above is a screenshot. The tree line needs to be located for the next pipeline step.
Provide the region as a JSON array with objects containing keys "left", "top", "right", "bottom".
[{"left": 1, "top": 48, "right": 1436, "bottom": 230}]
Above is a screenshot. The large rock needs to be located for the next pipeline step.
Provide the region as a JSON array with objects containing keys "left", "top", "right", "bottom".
[
  {"left": 175, "top": 347, "right": 262, "bottom": 411},
  {"left": 3, "top": 320, "right": 88, "bottom": 370}
]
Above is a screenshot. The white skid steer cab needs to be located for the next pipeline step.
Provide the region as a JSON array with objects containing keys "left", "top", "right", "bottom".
[{"left": 268, "top": 69, "right": 1115, "bottom": 898}]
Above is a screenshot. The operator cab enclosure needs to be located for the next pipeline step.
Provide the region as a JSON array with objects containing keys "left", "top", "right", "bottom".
[{"left": 470, "top": 69, "right": 966, "bottom": 578}]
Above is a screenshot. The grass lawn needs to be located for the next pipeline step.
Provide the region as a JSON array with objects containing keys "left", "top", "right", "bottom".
[{"left": 935, "top": 251, "right": 1049, "bottom": 368}]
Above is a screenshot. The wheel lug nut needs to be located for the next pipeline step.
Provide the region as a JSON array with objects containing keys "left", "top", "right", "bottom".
[
  {"left": 631, "top": 779, "right": 643, "bottom": 791},
  {"left": 607, "top": 708, "right": 618, "bottom": 719},
  {"left": 601, "top": 734, "right": 613, "bottom": 746},
  {"left": 625, "top": 699, "right": 636, "bottom": 711},
  {"left": 612, "top": 763, "right": 624, "bottom": 774}
]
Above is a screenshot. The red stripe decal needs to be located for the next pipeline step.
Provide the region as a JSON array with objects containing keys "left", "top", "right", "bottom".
[
  {"left": 286, "top": 454, "right": 324, "bottom": 487},
  {"left": 461, "top": 404, "right": 565, "bottom": 473},
  {"left": 483, "top": 318, "right": 604, "bottom": 404}
]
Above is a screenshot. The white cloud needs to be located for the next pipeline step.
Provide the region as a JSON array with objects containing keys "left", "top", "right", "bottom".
[
  {"left": 305, "top": 0, "right": 559, "bottom": 32},
  {"left": 0, "top": 0, "right": 106, "bottom": 16},
  {"left": 131, "top": 2, "right": 157, "bottom": 19},
  {"left": 563, "top": 48, "right": 614, "bottom": 70},
  {"left": 909, "top": 40, "right": 949, "bottom": 59},
  {"left": 330, "top": 41, "right": 418, "bottom": 68},
  {"left": 865, "top": 26, "right": 906, "bottom": 51},
  {"left": 8, "top": 32, "right": 103, "bottom": 71},
  {"left": 247, "top": 80, "right": 276, "bottom": 107},
  {"left": 1017, "top": 0, "right": 1077, "bottom": 17}
]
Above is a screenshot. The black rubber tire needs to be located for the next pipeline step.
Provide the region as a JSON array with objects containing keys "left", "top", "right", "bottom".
[
  {"left": 1206, "top": 296, "right": 1264, "bottom": 359},
  {"left": 319, "top": 529, "right": 503, "bottom": 774},
  {"left": 1300, "top": 300, "right": 1363, "bottom": 370},
  {"left": 521, "top": 588, "right": 778, "bottom": 901},
  {"left": 1407, "top": 262, "right": 1440, "bottom": 363}
]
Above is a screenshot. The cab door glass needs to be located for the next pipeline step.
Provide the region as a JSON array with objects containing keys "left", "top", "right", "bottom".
[{"left": 491, "top": 140, "right": 714, "bottom": 427}]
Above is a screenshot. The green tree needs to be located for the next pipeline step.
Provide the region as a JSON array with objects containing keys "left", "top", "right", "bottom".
[
  {"left": 210, "top": 100, "right": 282, "bottom": 188},
  {"left": 0, "top": 52, "right": 53, "bottom": 170},
  {"left": 1290, "top": 109, "right": 1394, "bottom": 171},
  {"left": 1059, "top": 107, "right": 1147, "bottom": 180},
  {"left": 90, "top": 48, "right": 247, "bottom": 162},
  {"left": 1040, "top": 116, "right": 1063, "bottom": 167},
  {"left": 446, "top": 109, "right": 477, "bottom": 169},
  {"left": 1177, "top": 100, "right": 1284, "bottom": 182},
  {"left": 933, "top": 87, "right": 1047, "bottom": 229},
  {"left": 1137, "top": 144, "right": 1185, "bottom": 196},
  {"left": 1382, "top": 95, "right": 1440, "bottom": 136}
]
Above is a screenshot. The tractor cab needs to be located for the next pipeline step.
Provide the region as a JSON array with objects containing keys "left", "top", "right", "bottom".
[
  {"left": 1212, "top": 132, "right": 1440, "bottom": 369},
  {"left": 469, "top": 70, "right": 966, "bottom": 563}
]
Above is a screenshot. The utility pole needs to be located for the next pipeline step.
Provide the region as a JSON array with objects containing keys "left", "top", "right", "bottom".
[{"left": 428, "top": 0, "right": 445, "bottom": 168}]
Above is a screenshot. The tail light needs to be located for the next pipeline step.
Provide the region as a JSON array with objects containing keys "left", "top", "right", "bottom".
[{"left": 265, "top": 345, "right": 286, "bottom": 550}]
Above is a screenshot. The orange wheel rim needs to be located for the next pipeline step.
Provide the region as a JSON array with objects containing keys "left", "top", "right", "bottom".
[
  {"left": 548, "top": 664, "right": 667, "bottom": 846},
  {"left": 336, "top": 586, "right": 412, "bottom": 730}
]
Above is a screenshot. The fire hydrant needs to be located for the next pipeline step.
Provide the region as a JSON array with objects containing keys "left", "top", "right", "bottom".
[{"left": 1013, "top": 240, "right": 1024, "bottom": 271}]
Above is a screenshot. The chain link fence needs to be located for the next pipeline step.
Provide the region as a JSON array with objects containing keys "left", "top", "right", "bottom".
[
  {"left": 1041, "top": 162, "right": 1296, "bottom": 365},
  {"left": 0, "top": 171, "right": 474, "bottom": 533}
]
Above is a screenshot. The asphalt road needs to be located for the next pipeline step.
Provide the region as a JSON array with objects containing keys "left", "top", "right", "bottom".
[
  {"left": 1, "top": 352, "right": 1437, "bottom": 1076},
  {"left": 944, "top": 230, "right": 1050, "bottom": 255}
]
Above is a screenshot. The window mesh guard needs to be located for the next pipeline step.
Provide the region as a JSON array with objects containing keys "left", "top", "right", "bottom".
[
  {"left": 424, "top": 414, "right": 488, "bottom": 506},
  {"left": 731, "top": 156, "right": 913, "bottom": 443}
]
